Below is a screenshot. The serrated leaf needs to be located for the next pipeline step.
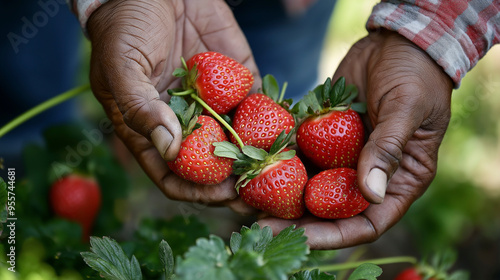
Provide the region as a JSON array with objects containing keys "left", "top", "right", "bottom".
[
  {"left": 81, "top": 236, "right": 143, "bottom": 280},
  {"left": 262, "top": 225, "right": 309, "bottom": 280},
  {"left": 242, "top": 146, "right": 268, "bottom": 161},
  {"left": 262, "top": 74, "right": 281, "bottom": 102},
  {"left": 213, "top": 141, "right": 241, "bottom": 160},
  {"left": 289, "top": 269, "right": 336, "bottom": 280},
  {"left": 159, "top": 240, "right": 174, "bottom": 280},
  {"left": 175, "top": 235, "right": 235, "bottom": 280},
  {"left": 347, "top": 263, "right": 382, "bottom": 280},
  {"left": 231, "top": 223, "right": 273, "bottom": 254}
]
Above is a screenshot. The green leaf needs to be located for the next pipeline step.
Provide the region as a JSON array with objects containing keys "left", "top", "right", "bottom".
[
  {"left": 81, "top": 236, "right": 143, "bottom": 280},
  {"left": 350, "top": 102, "right": 367, "bottom": 114},
  {"left": 262, "top": 74, "right": 281, "bottom": 102},
  {"left": 289, "top": 269, "right": 336, "bottom": 280},
  {"left": 274, "top": 150, "right": 296, "bottom": 161},
  {"left": 159, "top": 240, "right": 174, "bottom": 280},
  {"left": 448, "top": 270, "right": 470, "bottom": 280},
  {"left": 168, "top": 96, "right": 189, "bottom": 119},
  {"left": 173, "top": 68, "right": 187, "bottom": 77},
  {"left": 331, "top": 76, "right": 346, "bottom": 106},
  {"left": 213, "top": 141, "right": 241, "bottom": 160},
  {"left": 347, "top": 263, "right": 382, "bottom": 280},
  {"left": 175, "top": 235, "right": 235, "bottom": 280},
  {"left": 230, "top": 223, "right": 273, "bottom": 254},
  {"left": 242, "top": 145, "right": 268, "bottom": 161},
  {"left": 262, "top": 225, "right": 309, "bottom": 280}
]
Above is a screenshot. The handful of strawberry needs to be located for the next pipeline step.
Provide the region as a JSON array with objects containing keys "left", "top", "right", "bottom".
[{"left": 167, "top": 51, "right": 370, "bottom": 220}]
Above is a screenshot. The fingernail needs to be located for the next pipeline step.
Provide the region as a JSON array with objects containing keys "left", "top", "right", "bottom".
[
  {"left": 151, "top": 126, "right": 173, "bottom": 159},
  {"left": 366, "top": 168, "right": 387, "bottom": 203}
]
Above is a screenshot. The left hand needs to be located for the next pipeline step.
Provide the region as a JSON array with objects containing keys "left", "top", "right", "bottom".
[{"left": 258, "top": 29, "right": 453, "bottom": 249}]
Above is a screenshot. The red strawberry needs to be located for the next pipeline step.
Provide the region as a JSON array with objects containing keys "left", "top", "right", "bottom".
[
  {"left": 231, "top": 75, "right": 295, "bottom": 151},
  {"left": 304, "top": 168, "right": 369, "bottom": 219},
  {"left": 394, "top": 268, "right": 433, "bottom": 280},
  {"left": 214, "top": 130, "right": 307, "bottom": 219},
  {"left": 295, "top": 77, "right": 365, "bottom": 170},
  {"left": 172, "top": 51, "right": 254, "bottom": 115},
  {"left": 50, "top": 174, "right": 101, "bottom": 241},
  {"left": 167, "top": 97, "right": 233, "bottom": 185}
]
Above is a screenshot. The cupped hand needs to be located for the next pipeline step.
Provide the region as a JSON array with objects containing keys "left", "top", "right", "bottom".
[
  {"left": 259, "top": 29, "right": 454, "bottom": 249},
  {"left": 87, "top": 0, "right": 259, "bottom": 214}
]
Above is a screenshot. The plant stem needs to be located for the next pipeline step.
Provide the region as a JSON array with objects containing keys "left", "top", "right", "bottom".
[
  {"left": 169, "top": 88, "right": 195, "bottom": 96},
  {"left": 189, "top": 94, "right": 245, "bottom": 149},
  {"left": 0, "top": 84, "right": 91, "bottom": 139},
  {"left": 300, "top": 256, "right": 417, "bottom": 274}
]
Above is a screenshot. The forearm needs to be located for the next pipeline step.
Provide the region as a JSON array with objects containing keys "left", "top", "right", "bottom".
[{"left": 366, "top": 0, "right": 500, "bottom": 88}]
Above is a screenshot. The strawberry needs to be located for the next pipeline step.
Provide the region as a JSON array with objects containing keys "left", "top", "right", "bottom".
[
  {"left": 49, "top": 174, "right": 101, "bottom": 241},
  {"left": 231, "top": 75, "right": 295, "bottom": 151},
  {"left": 214, "top": 130, "right": 307, "bottom": 219},
  {"left": 294, "top": 77, "right": 365, "bottom": 170},
  {"left": 304, "top": 168, "right": 369, "bottom": 219},
  {"left": 394, "top": 268, "right": 433, "bottom": 280},
  {"left": 171, "top": 51, "right": 254, "bottom": 115},
  {"left": 167, "top": 96, "right": 233, "bottom": 185}
]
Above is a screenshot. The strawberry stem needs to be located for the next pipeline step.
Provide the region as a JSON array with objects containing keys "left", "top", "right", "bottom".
[
  {"left": 189, "top": 93, "right": 245, "bottom": 149},
  {"left": 278, "top": 81, "right": 288, "bottom": 104},
  {"left": 299, "top": 256, "right": 417, "bottom": 274},
  {"left": 0, "top": 84, "right": 91, "bottom": 138},
  {"left": 170, "top": 88, "right": 195, "bottom": 96}
]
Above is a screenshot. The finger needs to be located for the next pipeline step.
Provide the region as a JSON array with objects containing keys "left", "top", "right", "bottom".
[
  {"left": 258, "top": 195, "right": 405, "bottom": 250},
  {"left": 357, "top": 88, "right": 426, "bottom": 204}
]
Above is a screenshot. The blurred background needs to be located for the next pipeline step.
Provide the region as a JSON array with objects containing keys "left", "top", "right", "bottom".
[{"left": 1, "top": 0, "right": 499, "bottom": 279}]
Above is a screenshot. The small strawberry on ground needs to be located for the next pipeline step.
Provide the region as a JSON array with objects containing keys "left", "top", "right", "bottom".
[
  {"left": 304, "top": 167, "right": 369, "bottom": 219},
  {"left": 214, "top": 129, "right": 307, "bottom": 219},
  {"left": 394, "top": 249, "right": 469, "bottom": 280},
  {"left": 230, "top": 74, "right": 296, "bottom": 151},
  {"left": 294, "top": 77, "right": 365, "bottom": 170},
  {"left": 50, "top": 174, "right": 101, "bottom": 241},
  {"left": 166, "top": 96, "right": 233, "bottom": 185},
  {"left": 170, "top": 51, "right": 254, "bottom": 115}
]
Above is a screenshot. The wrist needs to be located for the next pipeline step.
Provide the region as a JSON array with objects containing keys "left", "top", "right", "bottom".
[{"left": 73, "top": 0, "right": 110, "bottom": 36}]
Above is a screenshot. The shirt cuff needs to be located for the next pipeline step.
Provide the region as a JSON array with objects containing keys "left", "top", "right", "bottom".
[
  {"left": 366, "top": 1, "right": 500, "bottom": 88},
  {"left": 68, "top": 0, "right": 110, "bottom": 35}
]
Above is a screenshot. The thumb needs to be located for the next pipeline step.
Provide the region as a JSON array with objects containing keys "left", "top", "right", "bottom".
[{"left": 357, "top": 94, "right": 424, "bottom": 204}]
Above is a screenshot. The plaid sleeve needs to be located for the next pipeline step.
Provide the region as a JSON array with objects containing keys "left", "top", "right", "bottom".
[
  {"left": 67, "top": 0, "right": 110, "bottom": 33},
  {"left": 366, "top": 0, "right": 500, "bottom": 88}
]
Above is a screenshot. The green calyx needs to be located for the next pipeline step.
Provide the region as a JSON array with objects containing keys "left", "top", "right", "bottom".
[
  {"left": 213, "top": 129, "right": 296, "bottom": 191},
  {"left": 168, "top": 96, "right": 202, "bottom": 138},
  {"left": 171, "top": 56, "right": 198, "bottom": 92},
  {"left": 261, "top": 74, "right": 293, "bottom": 110},
  {"left": 292, "top": 76, "right": 366, "bottom": 120}
]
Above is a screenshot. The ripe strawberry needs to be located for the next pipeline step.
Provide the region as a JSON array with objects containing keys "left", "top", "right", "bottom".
[
  {"left": 295, "top": 77, "right": 365, "bottom": 170},
  {"left": 214, "top": 130, "right": 307, "bottom": 219},
  {"left": 231, "top": 75, "right": 295, "bottom": 151},
  {"left": 304, "top": 168, "right": 369, "bottom": 219},
  {"left": 50, "top": 174, "right": 101, "bottom": 241},
  {"left": 172, "top": 51, "right": 254, "bottom": 115},
  {"left": 394, "top": 268, "right": 433, "bottom": 280},
  {"left": 167, "top": 96, "right": 233, "bottom": 185}
]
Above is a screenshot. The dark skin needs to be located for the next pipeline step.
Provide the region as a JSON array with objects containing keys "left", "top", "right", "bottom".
[{"left": 87, "top": 0, "right": 453, "bottom": 249}]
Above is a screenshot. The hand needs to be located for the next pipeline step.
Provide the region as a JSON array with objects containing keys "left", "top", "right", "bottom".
[
  {"left": 87, "top": 0, "right": 260, "bottom": 214},
  {"left": 259, "top": 29, "right": 453, "bottom": 249}
]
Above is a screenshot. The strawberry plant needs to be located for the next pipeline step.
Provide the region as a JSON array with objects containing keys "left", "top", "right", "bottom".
[
  {"left": 394, "top": 250, "right": 469, "bottom": 280},
  {"left": 294, "top": 77, "right": 365, "bottom": 170},
  {"left": 304, "top": 168, "right": 369, "bottom": 219}
]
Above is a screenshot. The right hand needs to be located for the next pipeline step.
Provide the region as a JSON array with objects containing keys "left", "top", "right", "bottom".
[{"left": 87, "top": 0, "right": 260, "bottom": 214}]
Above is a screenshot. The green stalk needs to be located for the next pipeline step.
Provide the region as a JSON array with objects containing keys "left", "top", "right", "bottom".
[
  {"left": 278, "top": 81, "right": 288, "bottom": 103},
  {"left": 189, "top": 94, "right": 245, "bottom": 149},
  {"left": 0, "top": 84, "right": 91, "bottom": 138},
  {"left": 299, "top": 256, "right": 417, "bottom": 274}
]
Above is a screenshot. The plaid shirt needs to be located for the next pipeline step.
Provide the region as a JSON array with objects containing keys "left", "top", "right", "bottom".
[{"left": 70, "top": 0, "right": 500, "bottom": 87}]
